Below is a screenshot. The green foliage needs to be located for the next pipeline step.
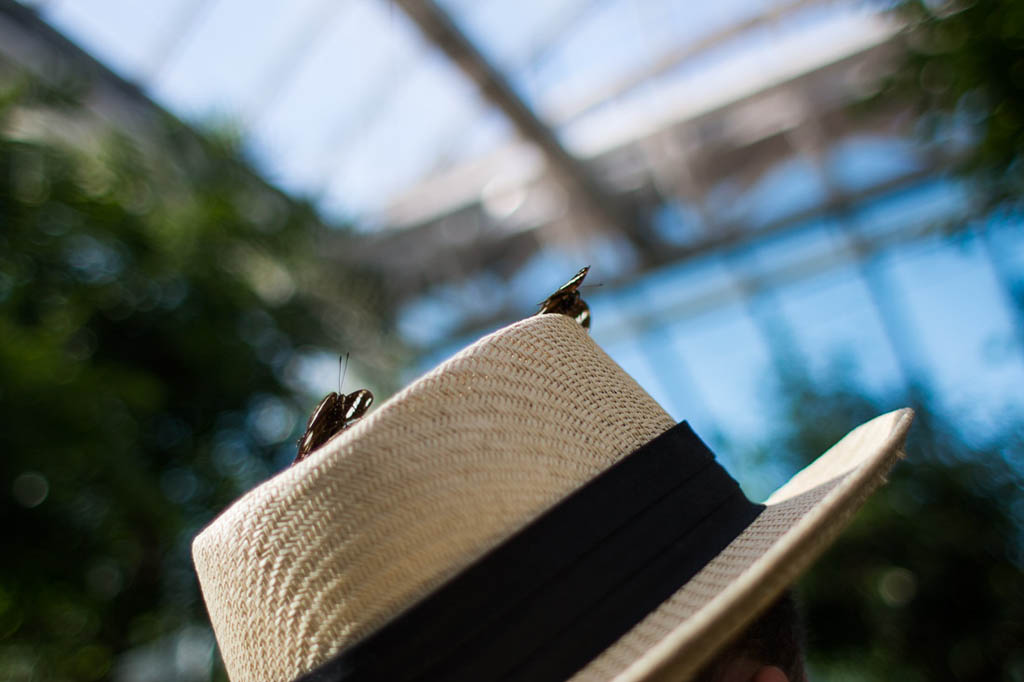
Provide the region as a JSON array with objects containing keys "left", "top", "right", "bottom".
[
  {"left": 768, "top": 378, "right": 1024, "bottom": 681},
  {"left": 881, "top": 0, "right": 1024, "bottom": 211},
  {"left": 0, "top": 74, "right": 390, "bottom": 680}
]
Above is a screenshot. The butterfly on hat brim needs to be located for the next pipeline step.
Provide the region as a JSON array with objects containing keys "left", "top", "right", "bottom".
[
  {"left": 536, "top": 265, "right": 591, "bottom": 330},
  {"left": 294, "top": 389, "right": 373, "bottom": 464},
  {"left": 294, "top": 355, "right": 374, "bottom": 465}
]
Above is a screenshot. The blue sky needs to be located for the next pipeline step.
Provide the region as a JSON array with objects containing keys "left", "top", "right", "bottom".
[
  {"left": 30, "top": 0, "right": 888, "bottom": 220},
  {"left": 24, "top": 0, "right": 1024, "bottom": 496}
]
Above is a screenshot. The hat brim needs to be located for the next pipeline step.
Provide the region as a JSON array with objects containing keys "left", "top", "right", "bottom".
[{"left": 576, "top": 408, "right": 913, "bottom": 681}]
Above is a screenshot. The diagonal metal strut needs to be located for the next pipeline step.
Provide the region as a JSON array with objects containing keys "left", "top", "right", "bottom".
[{"left": 394, "top": 0, "right": 649, "bottom": 244}]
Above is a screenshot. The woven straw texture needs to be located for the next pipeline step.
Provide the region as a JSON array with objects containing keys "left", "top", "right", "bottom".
[
  {"left": 193, "top": 312, "right": 912, "bottom": 682},
  {"left": 193, "top": 314, "right": 676, "bottom": 682}
]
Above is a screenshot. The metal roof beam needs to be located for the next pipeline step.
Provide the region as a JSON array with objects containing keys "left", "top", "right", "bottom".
[
  {"left": 548, "top": 0, "right": 837, "bottom": 125},
  {"left": 416, "top": 162, "right": 941, "bottom": 349},
  {"left": 394, "top": 0, "right": 651, "bottom": 248}
]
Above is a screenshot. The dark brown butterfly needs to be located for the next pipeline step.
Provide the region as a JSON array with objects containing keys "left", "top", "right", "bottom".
[
  {"left": 536, "top": 265, "right": 591, "bottom": 329},
  {"left": 293, "top": 355, "right": 373, "bottom": 465}
]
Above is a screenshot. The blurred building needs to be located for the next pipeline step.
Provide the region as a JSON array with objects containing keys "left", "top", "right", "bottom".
[{"left": 3, "top": 0, "right": 1023, "bottom": 475}]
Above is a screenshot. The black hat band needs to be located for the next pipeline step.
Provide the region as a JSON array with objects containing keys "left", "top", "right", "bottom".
[{"left": 298, "top": 422, "right": 764, "bottom": 682}]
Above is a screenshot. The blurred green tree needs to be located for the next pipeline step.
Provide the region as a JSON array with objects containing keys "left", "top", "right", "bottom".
[
  {"left": 0, "top": 73, "right": 395, "bottom": 680},
  {"left": 765, "top": 375, "right": 1024, "bottom": 681},
  {"left": 825, "top": 5, "right": 1024, "bottom": 675},
  {"left": 881, "top": 0, "right": 1024, "bottom": 212}
]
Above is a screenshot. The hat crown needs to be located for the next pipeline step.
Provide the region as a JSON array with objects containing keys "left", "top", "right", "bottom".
[{"left": 193, "top": 314, "right": 675, "bottom": 682}]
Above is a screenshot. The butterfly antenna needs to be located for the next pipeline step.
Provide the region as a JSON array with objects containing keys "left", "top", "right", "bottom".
[{"left": 338, "top": 352, "right": 350, "bottom": 393}]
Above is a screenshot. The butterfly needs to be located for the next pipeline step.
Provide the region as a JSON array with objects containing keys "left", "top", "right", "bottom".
[
  {"left": 294, "top": 354, "right": 373, "bottom": 465},
  {"left": 536, "top": 265, "right": 591, "bottom": 329}
]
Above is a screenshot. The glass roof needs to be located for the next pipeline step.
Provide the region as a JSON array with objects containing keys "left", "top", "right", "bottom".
[
  {"left": 24, "top": 0, "right": 893, "bottom": 227},
  {"left": 22, "top": 0, "right": 1020, "bottom": 454}
]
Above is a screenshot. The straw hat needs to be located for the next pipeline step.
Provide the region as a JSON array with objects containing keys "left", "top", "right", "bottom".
[{"left": 192, "top": 313, "right": 913, "bottom": 682}]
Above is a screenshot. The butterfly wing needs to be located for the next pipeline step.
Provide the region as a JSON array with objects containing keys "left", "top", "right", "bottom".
[
  {"left": 295, "top": 392, "right": 342, "bottom": 463},
  {"left": 341, "top": 389, "right": 374, "bottom": 424},
  {"left": 569, "top": 300, "right": 591, "bottom": 328},
  {"left": 554, "top": 266, "right": 589, "bottom": 295},
  {"left": 294, "top": 388, "right": 376, "bottom": 465},
  {"left": 537, "top": 266, "right": 590, "bottom": 328}
]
